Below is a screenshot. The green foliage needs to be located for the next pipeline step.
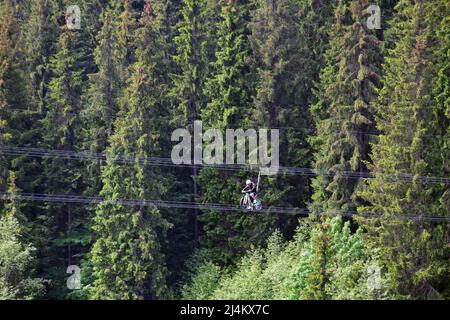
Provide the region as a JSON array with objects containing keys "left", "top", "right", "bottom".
[
  {"left": 0, "top": 1, "right": 14, "bottom": 191},
  {"left": 0, "top": 173, "right": 45, "bottom": 300},
  {"left": 202, "top": 0, "right": 254, "bottom": 129},
  {"left": 89, "top": 1, "right": 174, "bottom": 300},
  {"left": 182, "top": 217, "right": 388, "bottom": 300},
  {"left": 310, "top": 0, "right": 383, "bottom": 214},
  {"left": 81, "top": 7, "right": 124, "bottom": 195},
  {"left": 22, "top": 0, "right": 59, "bottom": 111},
  {"left": 164, "top": 0, "right": 221, "bottom": 286},
  {"left": 181, "top": 259, "right": 222, "bottom": 300},
  {"left": 39, "top": 25, "right": 89, "bottom": 298},
  {"left": 171, "top": 0, "right": 210, "bottom": 127},
  {"left": 0, "top": 213, "right": 46, "bottom": 300},
  {"left": 359, "top": 0, "right": 450, "bottom": 299},
  {"left": 247, "top": 0, "right": 337, "bottom": 239},
  {"left": 1, "top": 0, "right": 448, "bottom": 301}
]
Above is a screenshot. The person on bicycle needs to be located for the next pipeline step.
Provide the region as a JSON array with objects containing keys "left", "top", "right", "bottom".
[{"left": 241, "top": 179, "right": 257, "bottom": 204}]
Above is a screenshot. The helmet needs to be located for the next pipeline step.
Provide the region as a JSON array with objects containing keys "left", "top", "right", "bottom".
[{"left": 246, "top": 179, "right": 252, "bottom": 185}]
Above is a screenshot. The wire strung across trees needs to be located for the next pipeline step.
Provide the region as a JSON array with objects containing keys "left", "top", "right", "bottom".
[
  {"left": 0, "top": 192, "right": 449, "bottom": 222},
  {"left": 1, "top": 145, "right": 449, "bottom": 184}
]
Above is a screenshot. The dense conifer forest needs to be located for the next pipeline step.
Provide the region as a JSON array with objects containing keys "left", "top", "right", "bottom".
[{"left": 0, "top": 0, "right": 449, "bottom": 300}]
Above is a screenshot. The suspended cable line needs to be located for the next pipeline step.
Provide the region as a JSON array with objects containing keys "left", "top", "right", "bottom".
[
  {"left": 0, "top": 192, "right": 449, "bottom": 222},
  {"left": 1, "top": 145, "right": 449, "bottom": 184}
]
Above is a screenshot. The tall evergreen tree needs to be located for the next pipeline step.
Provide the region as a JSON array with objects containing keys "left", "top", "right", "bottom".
[
  {"left": 23, "top": 0, "right": 58, "bottom": 112},
  {"left": 201, "top": 0, "right": 254, "bottom": 128},
  {"left": 81, "top": 0, "right": 152, "bottom": 193},
  {"left": 5, "top": 1, "right": 58, "bottom": 237},
  {"left": 0, "top": 0, "right": 28, "bottom": 138},
  {"left": 89, "top": 0, "right": 173, "bottom": 299},
  {"left": 248, "top": 0, "right": 336, "bottom": 234},
  {"left": 196, "top": 0, "right": 279, "bottom": 265},
  {"left": 39, "top": 18, "right": 90, "bottom": 298},
  {"left": 360, "top": 0, "right": 450, "bottom": 299},
  {"left": 0, "top": 0, "right": 16, "bottom": 192},
  {"left": 171, "top": 0, "right": 211, "bottom": 127},
  {"left": 165, "top": 0, "right": 214, "bottom": 282},
  {"left": 310, "top": 0, "right": 382, "bottom": 214},
  {"left": 433, "top": 1, "right": 450, "bottom": 217},
  {"left": 303, "top": 216, "right": 333, "bottom": 299},
  {"left": 0, "top": 0, "right": 32, "bottom": 207},
  {"left": 115, "top": 0, "right": 145, "bottom": 76},
  {"left": 82, "top": 6, "right": 125, "bottom": 195}
]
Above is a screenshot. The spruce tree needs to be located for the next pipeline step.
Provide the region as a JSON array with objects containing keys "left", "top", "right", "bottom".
[
  {"left": 165, "top": 0, "right": 213, "bottom": 280},
  {"left": 171, "top": 0, "right": 211, "bottom": 127},
  {"left": 5, "top": 0, "right": 57, "bottom": 229},
  {"left": 359, "top": 0, "right": 450, "bottom": 299},
  {"left": 433, "top": 1, "right": 450, "bottom": 218},
  {"left": 0, "top": 0, "right": 15, "bottom": 191},
  {"left": 82, "top": 7, "right": 124, "bottom": 195},
  {"left": 197, "top": 0, "right": 279, "bottom": 265},
  {"left": 89, "top": 0, "right": 173, "bottom": 299},
  {"left": 0, "top": 0, "right": 32, "bottom": 206},
  {"left": 23, "top": 0, "right": 59, "bottom": 112},
  {"left": 115, "top": 0, "right": 145, "bottom": 76},
  {"left": 39, "top": 19, "right": 89, "bottom": 298},
  {"left": 303, "top": 216, "right": 333, "bottom": 299},
  {"left": 248, "top": 0, "right": 336, "bottom": 234},
  {"left": 0, "top": 0, "right": 29, "bottom": 135},
  {"left": 310, "top": 0, "right": 382, "bottom": 214},
  {"left": 201, "top": 0, "right": 254, "bottom": 129}
]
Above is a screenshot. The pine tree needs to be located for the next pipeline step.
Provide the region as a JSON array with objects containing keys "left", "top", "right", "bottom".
[
  {"left": 248, "top": 0, "right": 336, "bottom": 234},
  {"left": 165, "top": 0, "right": 214, "bottom": 281},
  {"left": 249, "top": 0, "right": 334, "bottom": 131},
  {"left": 303, "top": 215, "right": 333, "bottom": 299},
  {"left": 39, "top": 20, "right": 89, "bottom": 298},
  {"left": 359, "top": 0, "right": 450, "bottom": 299},
  {"left": 82, "top": 7, "right": 124, "bottom": 195},
  {"left": 196, "top": 0, "right": 279, "bottom": 265},
  {"left": 310, "top": 0, "right": 382, "bottom": 214},
  {"left": 0, "top": 1, "right": 14, "bottom": 192},
  {"left": 89, "top": 0, "right": 173, "bottom": 299},
  {"left": 433, "top": 1, "right": 450, "bottom": 219},
  {"left": 23, "top": 0, "right": 59, "bottom": 112},
  {"left": 201, "top": 0, "right": 254, "bottom": 129},
  {"left": 0, "top": 0, "right": 28, "bottom": 134},
  {"left": 115, "top": 0, "right": 145, "bottom": 77},
  {"left": 171, "top": 0, "right": 211, "bottom": 128},
  {"left": 4, "top": 0, "right": 57, "bottom": 231},
  {"left": 0, "top": 0, "right": 31, "bottom": 202}
]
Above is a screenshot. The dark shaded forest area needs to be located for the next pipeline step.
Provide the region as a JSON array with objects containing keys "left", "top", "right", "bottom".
[{"left": 0, "top": 0, "right": 449, "bottom": 300}]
